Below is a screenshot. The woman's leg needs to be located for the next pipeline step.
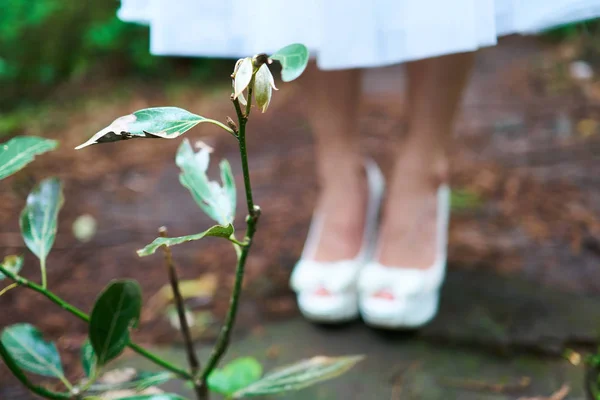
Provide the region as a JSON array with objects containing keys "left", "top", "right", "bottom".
[
  {"left": 301, "top": 62, "right": 366, "bottom": 262},
  {"left": 378, "top": 52, "right": 475, "bottom": 268}
]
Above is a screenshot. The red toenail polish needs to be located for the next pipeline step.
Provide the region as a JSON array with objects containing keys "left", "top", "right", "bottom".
[{"left": 373, "top": 289, "right": 395, "bottom": 300}]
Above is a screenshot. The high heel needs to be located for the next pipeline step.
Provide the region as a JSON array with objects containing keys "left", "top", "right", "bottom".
[
  {"left": 358, "top": 185, "right": 450, "bottom": 328},
  {"left": 290, "top": 160, "right": 385, "bottom": 323}
]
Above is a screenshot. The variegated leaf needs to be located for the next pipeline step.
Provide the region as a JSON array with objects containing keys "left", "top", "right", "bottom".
[
  {"left": 76, "top": 107, "right": 209, "bottom": 149},
  {"left": 137, "top": 224, "right": 234, "bottom": 257},
  {"left": 1, "top": 324, "right": 65, "bottom": 379},
  {"left": 0, "top": 136, "right": 58, "bottom": 180},
  {"left": 20, "top": 177, "right": 63, "bottom": 265},
  {"left": 233, "top": 355, "right": 363, "bottom": 397},
  {"left": 176, "top": 139, "right": 236, "bottom": 225}
]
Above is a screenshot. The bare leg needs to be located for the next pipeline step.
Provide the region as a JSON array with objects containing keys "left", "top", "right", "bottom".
[
  {"left": 378, "top": 52, "right": 475, "bottom": 268},
  {"left": 301, "top": 62, "right": 366, "bottom": 262}
]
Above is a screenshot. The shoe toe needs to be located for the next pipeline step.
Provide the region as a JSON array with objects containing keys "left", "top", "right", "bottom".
[
  {"left": 360, "top": 292, "right": 439, "bottom": 329},
  {"left": 297, "top": 291, "right": 359, "bottom": 323}
]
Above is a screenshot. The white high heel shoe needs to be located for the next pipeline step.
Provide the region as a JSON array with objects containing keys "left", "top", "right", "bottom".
[
  {"left": 358, "top": 185, "right": 450, "bottom": 329},
  {"left": 290, "top": 160, "right": 385, "bottom": 323}
]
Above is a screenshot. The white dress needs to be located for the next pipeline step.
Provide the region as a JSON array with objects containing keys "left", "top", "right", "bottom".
[{"left": 118, "top": 0, "right": 600, "bottom": 70}]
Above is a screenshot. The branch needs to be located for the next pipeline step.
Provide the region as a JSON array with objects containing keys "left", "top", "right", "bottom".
[
  {"left": 198, "top": 93, "right": 261, "bottom": 385},
  {"left": 158, "top": 227, "right": 206, "bottom": 399},
  {"left": 0, "top": 265, "right": 192, "bottom": 381}
]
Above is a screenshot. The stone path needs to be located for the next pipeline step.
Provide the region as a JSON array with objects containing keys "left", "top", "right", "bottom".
[{"left": 123, "top": 268, "right": 596, "bottom": 399}]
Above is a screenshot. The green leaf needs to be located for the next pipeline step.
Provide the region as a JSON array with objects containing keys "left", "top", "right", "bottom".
[
  {"left": 20, "top": 177, "right": 64, "bottom": 264},
  {"left": 270, "top": 43, "right": 309, "bottom": 82},
  {"left": 0, "top": 136, "right": 58, "bottom": 180},
  {"left": 1, "top": 323, "right": 65, "bottom": 378},
  {"left": 81, "top": 339, "right": 97, "bottom": 378},
  {"left": 88, "top": 370, "right": 175, "bottom": 393},
  {"left": 133, "top": 371, "right": 175, "bottom": 391},
  {"left": 233, "top": 355, "right": 363, "bottom": 398},
  {"left": 116, "top": 395, "right": 187, "bottom": 400},
  {"left": 89, "top": 280, "right": 142, "bottom": 366},
  {"left": 176, "top": 139, "right": 236, "bottom": 225},
  {"left": 0, "top": 254, "right": 23, "bottom": 280},
  {"left": 208, "top": 357, "right": 263, "bottom": 396},
  {"left": 75, "top": 107, "right": 210, "bottom": 149},
  {"left": 450, "top": 188, "right": 483, "bottom": 211},
  {"left": 137, "top": 224, "right": 234, "bottom": 257}
]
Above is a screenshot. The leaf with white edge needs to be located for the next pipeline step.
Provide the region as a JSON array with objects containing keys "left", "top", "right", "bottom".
[
  {"left": 233, "top": 57, "right": 253, "bottom": 100},
  {"left": 208, "top": 357, "right": 263, "bottom": 396},
  {"left": 0, "top": 254, "right": 23, "bottom": 280},
  {"left": 0, "top": 136, "right": 58, "bottom": 180},
  {"left": 88, "top": 370, "right": 175, "bottom": 393},
  {"left": 219, "top": 160, "right": 236, "bottom": 220},
  {"left": 254, "top": 64, "right": 278, "bottom": 113},
  {"left": 115, "top": 395, "right": 187, "bottom": 400},
  {"left": 81, "top": 339, "right": 97, "bottom": 378},
  {"left": 1, "top": 323, "right": 65, "bottom": 378},
  {"left": 89, "top": 280, "right": 142, "bottom": 366},
  {"left": 137, "top": 224, "right": 233, "bottom": 257},
  {"left": 270, "top": 43, "right": 309, "bottom": 82},
  {"left": 75, "top": 107, "right": 210, "bottom": 149},
  {"left": 233, "top": 355, "right": 363, "bottom": 398},
  {"left": 176, "top": 139, "right": 236, "bottom": 225},
  {"left": 133, "top": 371, "right": 175, "bottom": 391},
  {"left": 20, "top": 177, "right": 63, "bottom": 264}
]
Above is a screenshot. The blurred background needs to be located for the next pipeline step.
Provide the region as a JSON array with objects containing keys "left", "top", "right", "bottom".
[{"left": 2, "top": 1, "right": 600, "bottom": 398}]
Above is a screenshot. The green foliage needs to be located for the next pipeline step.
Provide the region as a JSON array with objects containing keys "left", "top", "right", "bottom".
[
  {"left": 0, "top": 255, "right": 23, "bottom": 280},
  {"left": 543, "top": 18, "right": 600, "bottom": 41},
  {"left": 20, "top": 177, "right": 64, "bottom": 266},
  {"left": 75, "top": 107, "right": 223, "bottom": 149},
  {"left": 176, "top": 139, "right": 237, "bottom": 225},
  {"left": 138, "top": 224, "right": 234, "bottom": 257},
  {"left": 115, "top": 395, "right": 188, "bottom": 400},
  {"left": 87, "top": 370, "right": 175, "bottom": 393},
  {"left": 450, "top": 188, "right": 483, "bottom": 211},
  {"left": 89, "top": 280, "right": 142, "bottom": 366},
  {"left": 81, "top": 340, "right": 97, "bottom": 378},
  {"left": 233, "top": 355, "right": 364, "bottom": 398},
  {"left": 0, "top": 136, "right": 57, "bottom": 180},
  {"left": 207, "top": 357, "right": 263, "bottom": 396},
  {"left": 0, "top": 45, "right": 362, "bottom": 400},
  {"left": 0, "top": 2, "right": 176, "bottom": 109},
  {"left": 1, "top": 324, "right": 64, "bottom": 379},
  {"left": 270, "top": 44, "right": 309, "bottom": 82}
]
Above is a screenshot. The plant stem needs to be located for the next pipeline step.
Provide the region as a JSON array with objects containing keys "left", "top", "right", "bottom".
[
  {"left": 158, "top": 227, "right": 206, "bottom": 400},
  {"left": 0, "top": 282, "right": 18, "bottom": 296},
  {"left": 0, "top": 265, "right": 192, "bottom": 381},
  {"left": 40, "top": 258, "right": 47, "bottom": 289},
  {"left": 0, "top": 341, "right": 71, "bottom": 400},
  {"left": 199, "top": 94, "right": 260, "bottom": 386},
  {"left": 205, "top": 118, "right": 236, "bottom": 137}
]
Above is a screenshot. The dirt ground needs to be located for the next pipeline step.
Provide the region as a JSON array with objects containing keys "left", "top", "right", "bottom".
[{"left": 2, "top": 36, "right": 600, "bottom": 395}]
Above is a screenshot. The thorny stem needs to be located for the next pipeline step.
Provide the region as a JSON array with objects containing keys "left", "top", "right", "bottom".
[
  {"left": 0, "top": 265, "right": 193, "bottom": 381},
  {"left": 158, "top": 227, "right": 206, "bottom": 400},
  {"left": 199, "top": 84, "right": 261, "bottom": 387},
  {"left": 0, "top": 341, "right": 71, "bottom": 399}
]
